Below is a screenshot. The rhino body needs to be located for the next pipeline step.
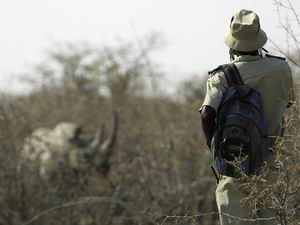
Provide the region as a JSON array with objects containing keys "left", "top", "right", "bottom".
[{"left": 21, "top": 113, "right": 118, "bottom": 188}]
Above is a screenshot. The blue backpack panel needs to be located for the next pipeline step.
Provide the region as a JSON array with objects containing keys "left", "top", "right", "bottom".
[{"left": 211, "top": 64, "right": 269, "bottom": 178}]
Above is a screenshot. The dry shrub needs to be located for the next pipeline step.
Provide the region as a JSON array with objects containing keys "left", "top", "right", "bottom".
[
  {"left": 222, "top": 102, "right": 300, "bottom": 225},
  {"left": 0, "top": 39, "right": 217, "bottom": 225}
]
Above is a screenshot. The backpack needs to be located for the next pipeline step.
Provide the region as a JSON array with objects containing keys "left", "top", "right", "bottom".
[{"left": 210, "top": 63, "right": 269, "bottom": 178}]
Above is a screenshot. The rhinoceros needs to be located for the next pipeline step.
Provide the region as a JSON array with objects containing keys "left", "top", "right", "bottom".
[{"left": 21, "top": 112, "right": 118, "bottom": 186}]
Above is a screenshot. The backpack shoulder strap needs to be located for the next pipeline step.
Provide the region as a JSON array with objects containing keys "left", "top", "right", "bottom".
[{"left": 221, "top": 64, "right": 244, "bottom": 86}]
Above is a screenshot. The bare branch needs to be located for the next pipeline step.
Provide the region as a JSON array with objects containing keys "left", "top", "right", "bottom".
[
  {"left": 269, "top": 39, "right": 300, "bottom": 68},
  {"left": 157, "top": 212, "right": 276, "bottom": 225},
  {"left": 22, "top": 196, "right": 155, "bottom": 225}
]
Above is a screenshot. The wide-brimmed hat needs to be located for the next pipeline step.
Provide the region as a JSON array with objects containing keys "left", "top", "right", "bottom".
[{"left": 224, "top": 9, "right": 267, "bottom": 51}]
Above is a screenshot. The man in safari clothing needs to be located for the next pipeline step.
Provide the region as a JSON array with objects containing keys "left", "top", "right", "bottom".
[{"left": 200, "top": 9, "right": 294, "bottom": 225}]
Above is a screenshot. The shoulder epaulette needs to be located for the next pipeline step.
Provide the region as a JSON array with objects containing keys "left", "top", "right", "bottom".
[
  {"left": 265, "top": 54, "right": 286, "bottom": 61},
  {"left": 208, "top": 65, "right": 223, "bottom": 77}
]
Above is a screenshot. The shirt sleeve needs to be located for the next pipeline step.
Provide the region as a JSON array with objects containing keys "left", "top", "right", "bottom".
[{"left": 199, "top": 71, "right": 227, "bottom": 112}]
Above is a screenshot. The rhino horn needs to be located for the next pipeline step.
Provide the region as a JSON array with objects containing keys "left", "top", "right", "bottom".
[
  {"left": 91, "top": 111, "right": 118, "bottom": 166},
  {"left": 100, "top": 110, "right": 118, "bottom": 154},
  {"left": 90, "top": 125, "right": 105, "bottom": 150}
]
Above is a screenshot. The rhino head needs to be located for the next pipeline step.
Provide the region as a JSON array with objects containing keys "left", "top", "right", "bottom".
[{"left": 22, "top": 111, "right": 119, "bottom": 179}]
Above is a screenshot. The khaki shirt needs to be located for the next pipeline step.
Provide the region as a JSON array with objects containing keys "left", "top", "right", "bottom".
[{"left": 201, "top": 55, "right": 294, "bottom": 136}]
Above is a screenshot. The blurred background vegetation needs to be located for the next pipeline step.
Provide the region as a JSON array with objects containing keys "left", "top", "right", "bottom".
[{"left": 0, "top": 32, "right": 217, "bottom": 225}]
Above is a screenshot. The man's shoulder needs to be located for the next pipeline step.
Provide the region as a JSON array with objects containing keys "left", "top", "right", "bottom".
[
  {"left": 265, "top": 54, "right": 286, "bottom": 61},
  {"left": 208, "top": 65, "right": 228, "bottom": 78},
  {"left": 262, "top": 54, "right": 291, "bottom": 74},
  {"left": 235, "top": 54, "right": 291, "bottom": 75},
  {"left": 207, "top": 65, "right": 227, "bottom": 86},
  {"left": 263, "top": 54, "right": 290, "bottom": 68},
  {"left": 208, "top": 65, "right": 223, "bottom": 77}
]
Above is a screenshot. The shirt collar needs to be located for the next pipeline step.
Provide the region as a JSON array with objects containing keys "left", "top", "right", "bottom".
[{"left": 233, "top": 55, "right": 262, "bottom": 63}]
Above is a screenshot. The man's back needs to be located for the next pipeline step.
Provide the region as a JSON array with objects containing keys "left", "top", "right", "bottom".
[
  {"left": 204, "top": 54, "right": 294, "bottom": 136},
  {"left": 234, "top": 55, "right": 294, "bottom": 136}
]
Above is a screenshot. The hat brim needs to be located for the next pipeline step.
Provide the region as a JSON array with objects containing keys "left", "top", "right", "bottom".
[{"left": 224, "top": 28, "right": 267, "bottom": 51}]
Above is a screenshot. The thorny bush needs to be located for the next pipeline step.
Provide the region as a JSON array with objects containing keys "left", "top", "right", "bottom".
[{"left": 0, "top": 40, "right": 217, "bottom": 225}]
